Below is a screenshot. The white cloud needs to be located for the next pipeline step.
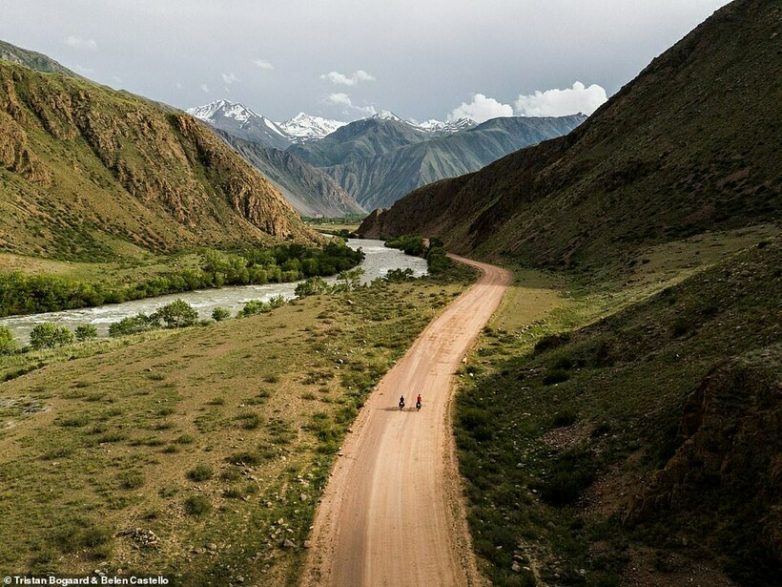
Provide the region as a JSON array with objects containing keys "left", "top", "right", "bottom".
[
  {"left": 514, "top": 82, "right": 607, "bottom": 117},
  {"left": 200, "top": 84, "right": 210, "bottom": 93},
  {"left": 325, "top": 92, "right": 376, "bottom": 117},
  {"left": 65, "top": 36, "right": 97, "bottom": 50},
  {"left": 252, "top": 58, "right": 274, "bottom": 71},
  {"left": 448, "top": 93, "right": 513, "bottom": 123},
  {"left": 221, "top": 72, "right": 239, "bottom": 84},
  {"left": 321, "top": 69, "right": 375, "bottom": 86}
]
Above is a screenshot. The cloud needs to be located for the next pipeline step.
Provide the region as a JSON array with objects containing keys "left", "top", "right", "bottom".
[
  {"left": 200, "top": 84, "right": 210, "bottom": 93},
  {"left": 448, "top": 93, "right": 513, "bottom": 123},
  {"left": 65, "top": 35, "right": 97, "bottom": 50},
  {"left": 252, "top": 58, "right": 274, "bottom": 71},
  {"left": 221, "top": 72, "right": 239, "bottom": 84},
  {"left": 514, "top": 82, "right": 607, "bottom": 117},
  {"left": 325, "top": 92, "right": 376, "bottom": 117},
  {"left": 321, "top": 70, "right": 375, "bottom": 86}
]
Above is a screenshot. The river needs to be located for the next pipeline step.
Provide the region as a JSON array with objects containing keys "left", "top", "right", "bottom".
[{"left": 0, "top": 239, "right": 427, "bottom": 344}]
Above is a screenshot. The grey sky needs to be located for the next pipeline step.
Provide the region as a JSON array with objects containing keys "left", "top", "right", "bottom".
[{"left": 0, "top": 0, "right": 730, "bottom": 122}]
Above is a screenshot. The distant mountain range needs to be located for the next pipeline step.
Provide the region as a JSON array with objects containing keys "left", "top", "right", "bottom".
[
  {"left": 300, "top": 114, "right": 586, "bottom": 210},
  {"left": 191, "top": 99, "right": 584, "bottom": 214}
]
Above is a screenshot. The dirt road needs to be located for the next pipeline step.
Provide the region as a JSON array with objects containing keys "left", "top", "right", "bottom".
[{"left": 302, "top": 256, "right": 512, "bottom": 587}]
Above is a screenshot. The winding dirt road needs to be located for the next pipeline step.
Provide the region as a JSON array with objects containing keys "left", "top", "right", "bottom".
[{"left": 303, "top": 256, "right": 511, "bottom": 587}]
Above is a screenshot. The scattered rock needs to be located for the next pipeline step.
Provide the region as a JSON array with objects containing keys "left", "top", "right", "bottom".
[{"left": 116, "top": 528, "right": 160, "bottom": 549}]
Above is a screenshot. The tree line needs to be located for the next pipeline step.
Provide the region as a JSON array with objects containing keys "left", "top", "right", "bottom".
[{"left": 0, "top": 241, "right": 364, "bottom": 318}]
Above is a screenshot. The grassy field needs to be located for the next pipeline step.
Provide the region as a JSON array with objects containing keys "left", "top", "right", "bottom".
[
  {"left": 0, "top": 264, "right": 475, "bottom": 586},
  {"left": 454, "top": 224, "right": 782, "bottom": 587}
]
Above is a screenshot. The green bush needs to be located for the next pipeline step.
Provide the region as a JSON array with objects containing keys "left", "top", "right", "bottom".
[
  {"left": 183, "top": 494, "right": 211, "bottom": 516},
  {"left": 0, "top": 326, "right": 18, "bottom": 355},
  {"left": 29, "top": 323, "right": 74, "bottom": 350},
  {"left": 386, "top": 235, "right": 426, "bottom": 256},
  {"left": 295, "top": 277, "right": 330, "bottom": 297},
  {"left": 186, "top": 464, "right": 214, "bottom": 482},
  {"left": 75, "top": 324, "right": 98, "bottom": 341},
  {"left": 108, "top": 313, "right": 158, "bottom": 337},
  {"left": 211, "top": 307, "right": 230, "bottom": 322},
  {"left": 117, "top": 469, "right": 145, "bottom": 490},
  {"left": 153, "top": 299, "right": 199, "bottom": 328}
]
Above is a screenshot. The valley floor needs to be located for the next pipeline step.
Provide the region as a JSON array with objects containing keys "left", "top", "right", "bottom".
[{"left": 0, "top": 266, "right": 474, "bottom": 586}]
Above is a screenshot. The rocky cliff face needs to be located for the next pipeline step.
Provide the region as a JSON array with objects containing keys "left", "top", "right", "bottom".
[
  {"left": 0, "top": 63, "right": 312, "bottom": 260},
  {"left": 218, "top": 132, "right": 365, "bottom": 217},
  {"left": 629, "top": 346, "right": 782, "bottom": 575}
]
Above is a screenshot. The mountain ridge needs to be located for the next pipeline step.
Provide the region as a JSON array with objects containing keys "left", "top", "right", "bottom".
[
  {"left": 360, "top": 0, "right": 782, "bottom": 265},
  {"left": 0, "top": 61, "right": 313, "bottom": 261}
]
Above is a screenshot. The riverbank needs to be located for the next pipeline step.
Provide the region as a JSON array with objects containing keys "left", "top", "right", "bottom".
[
  {"left": 0, "top": 239, "right": 426, "bottom": 344},
  {"left": 0, "top": 241, "right": 364, "bottom": 320}
]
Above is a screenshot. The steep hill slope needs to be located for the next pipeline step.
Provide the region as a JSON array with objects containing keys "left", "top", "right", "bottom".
[
  {"left": 218, "top": 132, "right": 365, "bottom": 217},
  {"left": 457, "top": 235, "right": 782, "bottom": 586},
  {"left": 327, "top": 115, "right": 585, "bottom": 210},
  {"left": 288, "top": 115, "right": 430, "bottom": 168},
  {"left": 0, "top": 62, "right": 311, "bottom": 261},
  {"left": 361, "top": 0, "right": 782, "bottom": 266},
  {"left": 0, "top": 40, "right": 78, "bottom": 77}
]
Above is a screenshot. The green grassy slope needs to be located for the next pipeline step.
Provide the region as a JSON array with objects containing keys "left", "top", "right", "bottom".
[
  {"left": 0, "top": 62, "right": 312, "bottom": 262},
  {"left": 456, "top": 236, "right": 782, "bottom": 585},
  {"left": 360, "top": 0, "right": 782, "bottom": 268}
]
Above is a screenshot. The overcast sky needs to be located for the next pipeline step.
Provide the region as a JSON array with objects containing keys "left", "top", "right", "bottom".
[{"left": 0, "top": 0, "right": 730, "bottom": 122}]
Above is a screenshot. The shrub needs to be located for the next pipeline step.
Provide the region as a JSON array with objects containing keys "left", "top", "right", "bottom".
[
  {"left": 153, "top": 299, "right": 199, "bottom": 328},
  {"left": 543, "top": 369, "right": 570, "bottom": 385},
  {"left": 184, "top": 494, "right": 211, "bottom": 516},
  {"left": 0, "top": 326, "right": 18, "bottom": 355},
  {"left": 386, "top": 235, "right": 426, "bottom": 256},
  {"left": 108, "top": 313, "right": 157, "bottom": 337},
  {"left": 539, "top": 449, "right": 597, "bottom": 506},
  {"left": 295, "top": 277, "right": 330, "bottom": 297},
  {"left": 385, "top": 268, "right": 415, "bottom": 282},
  {"left": 240, "top": 299, "right": 271, "bottom": 317},
  {"left": 117, "top": 469, "right": 145, "bottom": 490},
  {"left": 211, "top": 307, "right": 230, "bottom": 322},
  {"left": 75, "top": 324, "right": 98, "bottom": 341},
  {"left": 552, "top": 409, "right": 577, "bottom": 428},
  {"left": 29, "top": 323, "right": 74, "bottom": 350},
  {"left": 186, "top": 464, "right": 214, "bottom": 482}
]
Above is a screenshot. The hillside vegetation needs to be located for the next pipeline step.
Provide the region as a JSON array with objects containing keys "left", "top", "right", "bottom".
[
  {"left": 457, "top": 233, "right": 782, "bottom": 586},
  {"left": 0, "top": 61, "right": 311, "bottom": 262},
  {"left": 360, "top": 0, "right": 782, "bottom": 268}
]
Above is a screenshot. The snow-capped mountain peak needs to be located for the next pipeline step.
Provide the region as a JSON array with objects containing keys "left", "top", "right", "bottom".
[
  {"left": 408, "top": 117, "right": 478, "bottom": 135},
  {"left": 187, "top": 99, "right": 290, "bottom": 148},
  {"left": 372, "top": 110, "right": 404, "bottom": 122},
  {"left": 187, "top": 99, "right": 262, "bottom": 125},
  {"left": 278, "top": 112, "right": 346, "bottom": 142}
]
